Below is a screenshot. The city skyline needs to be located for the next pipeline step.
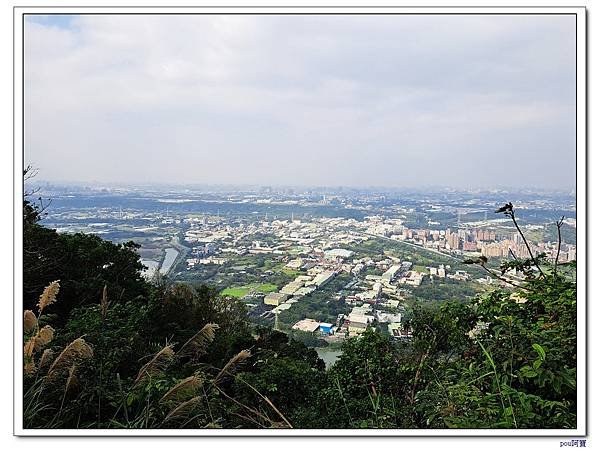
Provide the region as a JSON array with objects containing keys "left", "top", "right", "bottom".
[
  {"left": 25, "top": 14, "right": 576, "bottom": 189},
  {"left": 28, "top": 178, "right": 577, "bottom": 195}
]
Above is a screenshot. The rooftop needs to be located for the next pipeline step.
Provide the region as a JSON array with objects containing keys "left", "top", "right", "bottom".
[{"left": 292, "top": 318, "right": 321, "bottom": 333}]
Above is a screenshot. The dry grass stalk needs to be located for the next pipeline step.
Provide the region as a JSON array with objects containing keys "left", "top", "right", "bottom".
[
  {"left": 24, "top": 282, "right": 60, "bottom": 376},
  {"left": 38, "top": 325, "right": 54, "bottom": 346},
  {"left": 47, "top": 338, "right": 93, "bottom": 379},
  {"left": 24, "top": 310, "right": 37, "bottom": 333},
  {"left": 65, "top": 364, "right": 78, "bottom": 393},
  {"left": 39, "top": 349, "right": 55, "bottom": 370},
  {"left": 162, "top": 396, "right": 201, "bottom": 424},
  {"left": 214, "top": 350, "right": 251, "bottom": 385},
  {"left": 234, "top": 373, "right": 294, "bottom": 428},
  {"left": 176, "top": 323, "right": 219, "bottom": 360},
  {"left": 24, "top": 326, "right": 55, "bottom": 361},
  {"left": 101, "top": 285, "right": 109, "bottom": 321},
  {"left": 134, "top": 345, "right": 175, "bottom": 385},
  {"left": 24, "top": 338, "right": 37, "bottom": 358},
  {"left": 24, "top": 360, "right": 36, "bottom": 375},
  {"left": 160, "top": 375, "right": 203, "bottom": 403},
  {"left": 38, "top": 280, "right": 60, "bottom": 314},
  {"left": 32, "top": 335, "right": 46, "bottom": 352}
]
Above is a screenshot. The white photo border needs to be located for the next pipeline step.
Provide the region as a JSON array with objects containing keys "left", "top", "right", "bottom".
[{"left": 13, "top": 4, "right": 587, "bottom": 437}]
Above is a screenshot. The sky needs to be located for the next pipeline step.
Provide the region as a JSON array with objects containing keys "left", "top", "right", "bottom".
[{"left": 24, "top": 14, "right": 576, "bottom": 190}]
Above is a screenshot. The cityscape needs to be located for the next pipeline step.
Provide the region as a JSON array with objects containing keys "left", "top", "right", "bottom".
[{"left": 35, "top": 182, "right": 576, "bottom": 363}]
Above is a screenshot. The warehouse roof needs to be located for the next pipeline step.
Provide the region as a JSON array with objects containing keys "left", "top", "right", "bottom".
[{"left": 292, "top": 318, "right": 320, "bottom": 333}]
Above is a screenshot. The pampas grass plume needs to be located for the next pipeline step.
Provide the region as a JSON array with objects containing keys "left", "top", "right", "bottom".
[
  {"left": 24, "top": 338, "right": 37, "bottom": 358},
  {"left": 37, "top": 280, "right": 60, "bottom": 314},
  {"left": 24, "top": 310, "right": 37, "bottom": 333},
  {"left": 160, "top": 375, "right": 203, "bottom": 403},
  {"left": 162, "top": 396, "right": 201, "bottom": 424},
  {"left": 101, "top": 284, "right": 109, "bottom": 321},
  {"left": 47, "top": 338, "right": 93, "bottom": 378},
  {"left": 39, "top": 348, "right": 55, "bottom": 371},
  {"left": 38, "top": 325, "right": 54, "bottom": 346},
  {"left": 134, "top": 344, "right": 175, "bottom": 385},
  {"left": 214, "top": 350, "right": 251, "bottom": 384}
]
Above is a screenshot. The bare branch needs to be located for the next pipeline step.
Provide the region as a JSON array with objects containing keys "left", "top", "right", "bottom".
[
  {"left": 554, "top": 216, "right": 565, "bottom": 274},
  {"left": 24, "top": 165, "right": 39, "bottom": 181},
  {"left": 507, "top": 210, "right": 546, "bottom": 280}
]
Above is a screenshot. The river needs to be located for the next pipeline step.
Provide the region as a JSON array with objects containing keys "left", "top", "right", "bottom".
[
  {"left": 160, "top": 247, "right": 179, "bottom": 275},
  {"left": 315, "top": 348, "right": 342, "bottom": 368}
]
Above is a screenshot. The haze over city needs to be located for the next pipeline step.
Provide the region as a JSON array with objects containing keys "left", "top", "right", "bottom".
[{"left": 25, "top": 14, "right": 575, "bottom": 189}]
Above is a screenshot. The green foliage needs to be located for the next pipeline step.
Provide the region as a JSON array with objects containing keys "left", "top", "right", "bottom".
[
  {"left": 314, "top": 330, "right": 416, "bottom": 428},
  {"left": 410, "top": 276, "right": 482, "bottom": 303},
  {"left": 288, "top": 330, "right": 328, "bottom": 348},
  {"left": 60, "top": 300, "right": 150, "bottom": 379},
  {"left": 145, "top": 283, "right": 254, "bottom": 368},
  {"left": 412, "top": 274, "right": 577, "bottom": 429},
  {"left": 24, "top": 222, "right": 148, "bottom": 324}
]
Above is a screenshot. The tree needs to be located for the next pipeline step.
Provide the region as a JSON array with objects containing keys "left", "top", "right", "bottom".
[{"left": 23, "top": 176, "right": 149, "bottom": 323}]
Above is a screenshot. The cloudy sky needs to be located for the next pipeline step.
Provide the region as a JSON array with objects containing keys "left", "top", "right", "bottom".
[{"left": 24, "top": 14, "right": 576, "bottom": 189}]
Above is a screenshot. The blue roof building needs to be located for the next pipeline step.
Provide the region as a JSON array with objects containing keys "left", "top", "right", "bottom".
[{"left": 319, "top": 322, "right": 334, "bottom": 335}]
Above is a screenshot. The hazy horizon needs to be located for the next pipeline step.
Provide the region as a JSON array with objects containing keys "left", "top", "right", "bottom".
[
  {"left": 25, "top": 14, "right": 576, "bottom": 190},
  {"left": 28, "top": 177, "right": 576, "bottom": 195}
]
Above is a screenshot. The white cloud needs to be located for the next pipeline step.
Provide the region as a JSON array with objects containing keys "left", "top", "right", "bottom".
[{"left": 24, "top": 14, "right": 576, "bottom": 188}]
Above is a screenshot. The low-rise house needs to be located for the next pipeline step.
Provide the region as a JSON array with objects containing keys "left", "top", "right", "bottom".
[
  {"left": 285, "top": 258, "right": 304, "bottom": 269},
  {"left": 348, "top": 317, "right": 368, "bottom": 336},
  {"left": 319, "top": 322, "right": 334, "bottom": 335},
  {"left": 383, "top": 299, "right": 400, "bottom": 309},
  {"left": 324, "top": 248, "right": 354, "bottom": 259},
  {"left": 375, "top": 310, "right": 402, "bottom": 323},
  {"left": 382, "top": 264, "right": 402, "bottom": 282},
  {"left": 292, "top": 318, "right": 321, "bottom": 333},
  {"left": 264, "top": 292, "right": 289, "bottom": 306},
  {"left": 295, "top": 286, "right": 317, "bottom": 296},
  {"left": 280, "top": 280, "right": 305, "bottom": 295},
  {"left": 309, "top": 270, "right": 336, "bottom": 287}
]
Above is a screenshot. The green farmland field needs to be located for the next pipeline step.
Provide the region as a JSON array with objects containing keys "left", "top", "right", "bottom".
[{"left": 221, "top": 283, "right": 278, "bottom": 298}]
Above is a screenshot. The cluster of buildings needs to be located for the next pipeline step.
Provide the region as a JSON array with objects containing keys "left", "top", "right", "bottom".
[
  {"left": 291, "top": 300, "right": 410, "bottom": 340},
  {"left": 181, "top": 214, "right": 487, "bottom": 340},
  {"left": 182, "top": 216, "right": 371, "bottom": 269},
  {"left": 288, "top": 255, "right": 416, "bottom": 340},
  {"left": 43, "top": 187, "right": 576, "bottom": 347},
  {"left": 370, "top": 216, "right": 576, "bottom": 263},
  {"left": 479, "top": 238, "right": 576, "bottom": 262},
  {"left": 258, "top": 267, "right": 340, "bottom": 318},
  {"left": 262, "top": 269, "right": 337, "bottom": 306},
  {"left": 163, "top": 207, "right": 576, "bottom": 276}
]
